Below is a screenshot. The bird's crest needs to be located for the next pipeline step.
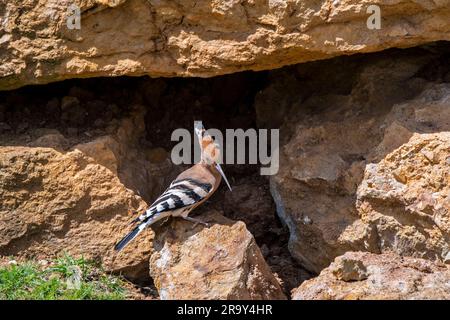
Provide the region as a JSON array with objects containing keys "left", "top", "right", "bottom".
[
  {"left": 194, "top": 121, "right": 220, "bottom": 165},
  {"left": 194, "top": 121, "right": 231, "bottom": 191}
]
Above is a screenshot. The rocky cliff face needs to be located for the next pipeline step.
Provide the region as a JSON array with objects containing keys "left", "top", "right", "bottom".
[
  {"left": 0, "top": 1, "right": 449, "bottom": 300},
  {"left": 258, "top": 46, "right": 450, "bottom": 274},
  {"left": 1, "top": 44, "right": 449, "bottom": 299},
  {"left": 1, "top": 0, "right": 450, "bottom": 89}
]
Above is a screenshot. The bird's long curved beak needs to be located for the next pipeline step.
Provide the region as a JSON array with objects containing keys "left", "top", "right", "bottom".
[{"left": 215, "top": 163, "right": 232, "bottom": 191}]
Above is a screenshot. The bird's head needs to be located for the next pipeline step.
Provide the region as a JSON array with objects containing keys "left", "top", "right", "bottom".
[{"left": 194, "top": 121, "right": 232, "bottom": 191}]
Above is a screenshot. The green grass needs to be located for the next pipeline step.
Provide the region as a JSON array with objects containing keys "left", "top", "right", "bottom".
[{"left": 0, "top": 254, "right": 128, "bottom": 300}]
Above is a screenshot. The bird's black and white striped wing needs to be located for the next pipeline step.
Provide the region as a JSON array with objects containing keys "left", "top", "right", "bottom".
[
  {"left": 114, "top": 178, "right": 213, "bottom": 251},
  {"left": 134, "top": 178, "right": 213, "bottom": 224}
]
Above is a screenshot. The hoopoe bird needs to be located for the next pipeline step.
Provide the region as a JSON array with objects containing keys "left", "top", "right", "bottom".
[{"left": 114, "top": 122, "right": 232, "bottom": 251}]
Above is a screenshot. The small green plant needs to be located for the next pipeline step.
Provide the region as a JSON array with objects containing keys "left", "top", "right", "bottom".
[{"left": 0, "top": 254, "right": 128, "bottom": 300}]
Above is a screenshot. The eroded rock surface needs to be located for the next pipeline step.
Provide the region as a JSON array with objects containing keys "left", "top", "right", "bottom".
[
  {"left": 292, "top": 251, "right": 450, "bottom": 300},
  {"left": 0, "top": 69, "right": 298, "bottom": 296},
  {"left": 1, "top": 44, "right": 449, "bottom": 299},
  {"left": 0, "top": 146, "right": 153, "bottom": 279},
  {"left": 1, "top": 0, "right": 450, "bottom": 89},
  {"left": 262, "top": 49, "right": 450, "bottom": 273},
  {"left": 149, "top": 210, "right": 286, "bottom": 300}
]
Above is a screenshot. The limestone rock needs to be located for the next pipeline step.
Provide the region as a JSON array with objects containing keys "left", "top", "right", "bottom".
[
  {"left": 292, "top": 252, "right": 450, "bottom": 300},
  {"left": 357, "top": 132, "right": 450, "bottom": 262},
  {"left": 0, "top": 146, "right": 153, "bottom": 279},
  {"left": 331, "top": 255, "right": 368, "bottom": 282},
  {"left": 73, "top": 136, "right": 120, "bottom": 174},
  {"left": 73, "top": 105, "right": 179, "bottom": 204},
  {"left": 149, "top": 210, "right": 286, "bottom": 300},
  {"left": 264, "top": 52, "right": 450, "bottom": 273},
  {"left": 1, "top": 0, "right": 450, "bottom": 89},
  {"left": 0, "top": 101, "right": 181, "bottom": 280}
]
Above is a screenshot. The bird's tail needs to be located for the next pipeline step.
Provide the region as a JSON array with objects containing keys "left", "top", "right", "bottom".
[
  {"left": 114, "top": 224, "right": 144, "bottom": 251},
  {"left": 114, "top": 214, "right": 159, "bottom": 251}
]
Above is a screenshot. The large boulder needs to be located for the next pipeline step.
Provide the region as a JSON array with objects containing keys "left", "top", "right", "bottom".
[
  {"left": 292, "top": 251, "right": 450, "bottom": 300},
  {"left": 1, "top": 0, "right": 450, "bottom": 89},
  {"left": 149, "top": 210, "right": 287, "bottom": 300},
  {"left": 263, "top": 51, "right": 450, "bottom": 273},
  {"left": 0, "top": 146, "right": 152, "bottom": 279}
]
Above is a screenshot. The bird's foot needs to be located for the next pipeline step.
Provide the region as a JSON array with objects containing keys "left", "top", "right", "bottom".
[{"left": 181, "top": 216, "right": 211, "bottom": 228}]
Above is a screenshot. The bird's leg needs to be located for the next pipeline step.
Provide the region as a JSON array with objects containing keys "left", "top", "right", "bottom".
[{"left": 181, "top": 216, "right": 210, "bottom": 228}]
